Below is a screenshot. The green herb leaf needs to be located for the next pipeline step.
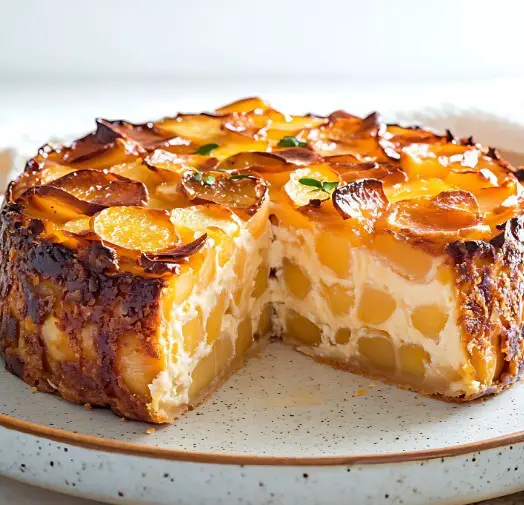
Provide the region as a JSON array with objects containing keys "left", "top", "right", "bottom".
[
  {"left": 205, "top": 175, "right": 216, "bottom": 184},
  {"left": 299, "top": 178, "right": 323, "bottom": 189},
  {"left": 193, "top": 171, "right": 203, "bottom": 182},
  {"left": 278, "top": 136, "right": 308, "bottom": 148},
  {"left": 195, "top": 143, "right": 219, "bottom": 155},
  {"left": 230, "top": 174, "right": 251, "bottom": 180},
  {"left": 322, "top": 181, "right": 339, "bottom": 192}
]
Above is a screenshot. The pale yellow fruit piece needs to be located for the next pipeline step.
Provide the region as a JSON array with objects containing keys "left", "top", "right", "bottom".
[
  {"left": 323, "top": 282, "right": 354, "bottom": 315},
  {"left": 192, "top": 247, "right": 217, "bottom": 290},
  {"left": 270, "top": 201, "right": 314, "bottom": 231},
  {"left": 411, "top": 305, "right": 449, "bottom": 339},
  {"left": 173, "top": 266, "right": 196, "bottom": 305},
  {"left": 189, "top": 336, "right": 234, "bottom": 400},
  {"left": 399, "top": 344, "right": 429, "bottom": 378},
  {"left": 159, "top": 114, "right": 223, "bottom": 143},
  {"left": 212, "top": 138, "right": 269, "bottom": 160},
  {"left": 357, "top": 286, "right": 397, "bottom": 325},
  {"left": 216, "top": 97, "right": 269, "bottom": 114},
  {"left": 283, "top": 258, "right": 311, "bottom": 299},
  {"left": 206, "top": 293, "right": 227, "bottom": 344},
  {"left": 252, "top": 262, "right": 269, "bottom": 299},
  {"left": 41, "top": 316, "right": 76, "bottom": 362},
  {"left": 183, "top": 308, "right": 204, "bottom": 356},
  {"left": 110, "top": 160, "right": 162, "bottom": 192},
  {"left": 170, "top": 205, "right": 240, "bottom": 236},
  {"left": 374, "top": 233, "right": 435, "bottom": 281},
  {"left": 385, "top": 178, "right": 452, "bottom": 203},
  {"left": 269, "top": 115, "right": 327, "bottom": 132},
  {"left": 160, "top": 266, "right": 196, "bottom": 323},
  {"left": 93, "top": 206, "right": 178, "bottom": 252},
  {"left": 81, "top": 324, "right": 97, "bottom": 360},
  {"left": 235, "top": 317, "right": 254, "bottom": 358},
  {"left": 316, "top": 232, "right": 350, "bottom": 278},
  {"left": 116, "top": 332, "right": 162, "bottom": 398},
  {"left": 400, "top": 144, "right": 450, "bottom": 180},
  {"left": 61, "top": 217, "right": 91, "bottom": 234},
  {"left": 470, "top": 341, "right": 504, "bottom": 385},
  {"left": 284, "top": 166, "right": 340, "bottom": 207},
  {"left": 286, "top": 310, "right": 322, "bottom": 345},
  {"left": 358, "top": 331, "right": 395, "bottom": 372}
]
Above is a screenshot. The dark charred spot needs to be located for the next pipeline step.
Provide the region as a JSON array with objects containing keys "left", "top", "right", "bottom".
[
  {"left": 514, "top": 169, "right": 524, "bottom": 181},
  {"left": 30, "top": 243, "right": 67, "bottom": 277},
  {"left": 487, "top": 147, "right": 501, "bottom": 160},
  {"left": 4, "top": 353, "right": 24, "bottom": 379},
  {"left": 447, "top": 240, "right": 493, "bottom": 264}
]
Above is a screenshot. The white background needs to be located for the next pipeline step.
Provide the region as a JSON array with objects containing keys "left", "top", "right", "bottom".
[{"left": 1, "top": 0, "right": 524, "bottom": 82}]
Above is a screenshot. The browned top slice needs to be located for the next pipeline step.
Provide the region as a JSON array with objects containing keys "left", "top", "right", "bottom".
[{"left": 5, "top": 97, "right": 523, "bottom": 276}]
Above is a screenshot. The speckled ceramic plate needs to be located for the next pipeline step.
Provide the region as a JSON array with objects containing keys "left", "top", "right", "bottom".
[
  {"left": 2, "top": 343, "right": 524, "bottom": 505},
  {"left": 2, "top": 107, "right": 524, "bottom": 505}
]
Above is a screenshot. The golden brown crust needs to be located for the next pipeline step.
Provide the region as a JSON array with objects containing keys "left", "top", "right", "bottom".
[
  {"left": 0, "top": 204, "right": 165, "bottom": 421},
  {"left": 447, "top": 217, "right": 524, "bottom": 390}
]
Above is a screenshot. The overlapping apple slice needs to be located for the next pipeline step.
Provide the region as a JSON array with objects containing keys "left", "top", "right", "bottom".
[
  {"left": 16, "top": 169, "right": 149, "bottom": 236},
  {"left": 91, "top": 206, "right": 207, "bottom": 268},
  {"left": 307, "top": 111, "right": 385, "bottom": 158},
  {"left": 180, "top": 170, "right": 267, "bottom": 210},
  {"left": 326, "top": 158, "right": 407, "bottom": 186},
  {"left": 16, "top": 186, "right": 105, "bottom": 224},
  {"left": 215, "top": 97, "right": 270, "bottom": 115},
  {"left": 146, "top": 149, "right": 218, "bottom": 174},
  {"left": 384, "top": 190, "right": 482, "bottom": 246},
  {"left": 49, "top": 169, "right": 149, "bottom": 207},
  {"left": 9, "top": 162, "right": 77, "bottom": 202},
  {"left": 332, "top": 178, "right": 389, "bottom": 233},
  {"left": 216, "top": 151, "right": 286, "bottom": 173},
  {"left": 401, "top": 143, "right": 510, "bottom": 183},
  {"left": 379, "top": 124, "right": 444, "bottom": 160}
]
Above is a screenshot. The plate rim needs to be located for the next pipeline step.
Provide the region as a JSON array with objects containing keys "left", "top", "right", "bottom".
[{"left": 1, "top": 411, "right": 523, "bottom": 467}]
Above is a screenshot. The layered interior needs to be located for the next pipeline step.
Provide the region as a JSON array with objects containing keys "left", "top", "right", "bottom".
[
  {"left": 149, "top": 209, "right": 486, "bottom": 420},
  {"left": 149, "top": 202, "right": 272, "bottom": 419},
  {"left": 269, "top": 222, "right": 480, "bottom": 398}
]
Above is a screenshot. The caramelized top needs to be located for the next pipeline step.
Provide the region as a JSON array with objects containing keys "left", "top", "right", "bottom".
[{"left": 6, "top": 97, "right": 523, "bottom": 276}]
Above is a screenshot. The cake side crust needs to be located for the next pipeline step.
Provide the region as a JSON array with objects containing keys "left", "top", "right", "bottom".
[{"left": 0, "top": 203, "right": 166, "bottom": 421}]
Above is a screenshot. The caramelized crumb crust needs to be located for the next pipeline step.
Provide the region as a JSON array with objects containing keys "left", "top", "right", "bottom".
[
  {"left": 1, "top": 97, "right": 524, "bottom": 422},
  {"left": 448, "top": 217, "right": 524, "bottom": 393},
  {"left": 0, "top": 206, "right": 164, "bottom": 421}
]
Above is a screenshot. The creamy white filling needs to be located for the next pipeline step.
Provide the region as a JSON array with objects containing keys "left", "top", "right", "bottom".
[
  {"left": 151, "top": 213, "right": 479, "bottom": 417},
  {"left": 270, "top": 225, "right": 479, "bottom": 396},
  {"left": 151, "top": 224, "right": 269, "bottom": 417}
]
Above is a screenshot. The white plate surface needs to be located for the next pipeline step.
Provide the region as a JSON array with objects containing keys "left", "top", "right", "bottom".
[
  {"left": 1, "top": 344, "right": 524, "bottom": 459},
  {"left": 2, "top": 344, "right": 524, "bottom": 505}
]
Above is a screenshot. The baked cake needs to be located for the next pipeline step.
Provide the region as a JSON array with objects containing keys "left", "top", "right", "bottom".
[{"left": 1, "top": 97, "right": 524, "bottom": 423}]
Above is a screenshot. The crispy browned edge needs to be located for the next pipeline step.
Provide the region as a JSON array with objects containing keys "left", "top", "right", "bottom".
[
  {"left": 0, "top": 203, "right": 166, "bottom": 422},
  {"left": 447, "top": 217, "right": 524, "bottom": 394}
]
